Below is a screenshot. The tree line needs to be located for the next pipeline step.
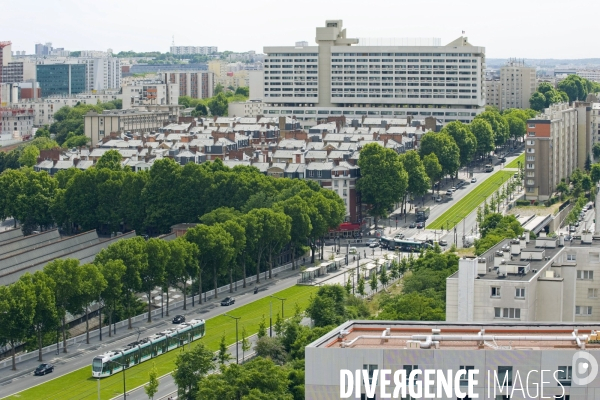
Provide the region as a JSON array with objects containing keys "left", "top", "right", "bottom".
[
  {"left": 0, "top": 151, "right": 346, "bottom": 370},
  {"left": 178, "top": 86, "right": 249, "bottom": 117},
  {"left": 529, "top": 75, "right": 600, "bottom": 112},
  {"left": 358, "top": 107, "right": 536, "bottom": 227}
]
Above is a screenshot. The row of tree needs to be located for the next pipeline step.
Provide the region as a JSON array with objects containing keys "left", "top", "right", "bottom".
[
  {"left": 529, "top": 76, "right": 600, "bottom": 112},
  {"left": 358, "top": 108, "right": 535, "bottom": 227}
]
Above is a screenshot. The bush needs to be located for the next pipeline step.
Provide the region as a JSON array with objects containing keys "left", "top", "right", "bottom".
[{"left": 516, "top": 200, "right": 530, "bottom": 206}]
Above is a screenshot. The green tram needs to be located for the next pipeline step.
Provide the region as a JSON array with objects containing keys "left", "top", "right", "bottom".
[{"left": 92, "top": 318, "right": 205, "bottom": 378}]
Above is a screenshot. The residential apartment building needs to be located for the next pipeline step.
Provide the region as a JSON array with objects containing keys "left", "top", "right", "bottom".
[
  {"left": 122, "top": 82, "right": 179, "bottom": 110},
  {"left": 228, "top": 100, "right": 264, "bottom": 117},
  {"left": 593, "top": 103, "right": 600, "bottom": 151},
  {"left": 485, "top": 78, "right": 500, "bottom": 108},
  {"left": 305, "top": 320, "right": 600, "bottom": 399},
  {"left": 447, "top": 217, "right": 600, "bottom": 323},
  {"left": 0, "top": 108, "right": 34, "bottom": 140},
  {"left": 525, "top": 103, "right": 578, "bottom": 201},
  {"left": 35, "top": 42, "right": 53, "bottom": 56},
  {"left": 161, "top": 71, "right": 214, "bottom": 99},
  {"left": 499, "top": 59, "right": 536, "bottom": 111},
  {"left": 170, "top": 46, "right": 217, "bottom": 55},
  {"left": 1, "top": 42, "right": 35, "bottom": 85},
  {"left": 262, "top": 20, "right": 486, "bottom": 126},
  {"left": 578, "top": 70, "right": 600, "bottom": 82},
  {"left": 84, "top": 109, "right": 171, "bottom": 146},
  {"left": 36, "top": 64, "right": 87, "bottom": 97},
  {"left": 79, "top": 57, "right": 121, "bottom": 91}
]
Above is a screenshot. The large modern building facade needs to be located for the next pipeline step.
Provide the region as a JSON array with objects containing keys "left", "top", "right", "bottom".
[
  {"left": 499, "top": 60, "right": 537, "bottom": 111},
  {"left": 160, "top": 71, "right": 215, "bottom": 99},
  {"left": 36, "top": 64, "right": 87, "bottom": 97},
  {"left": 261, "top": 20, "right": 486, "bottom": 127},
  {"left": 84, "top": 109, "right": 170, "bottom": 146}
]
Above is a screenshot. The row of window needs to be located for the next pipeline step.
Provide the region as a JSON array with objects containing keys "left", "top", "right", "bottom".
[
  {"left": 331, "top": 52, "right": 477, "bottom": 57},
  {"left": 490, "top": 287, "right": 525, "bottom": 298}
]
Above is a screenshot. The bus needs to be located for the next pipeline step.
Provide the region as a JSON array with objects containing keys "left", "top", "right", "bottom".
[
  {"left": 92, "top": 319, "right": 205, "bottom": 378},
  {"left": 484, "top": 164, "right": 494, "bottom": 172},
  {"left": 380, "top": 236, "right": 395, "bottom": 249},
  {"left": 393, "top": 239, "right": 431, "bottom": 252}
]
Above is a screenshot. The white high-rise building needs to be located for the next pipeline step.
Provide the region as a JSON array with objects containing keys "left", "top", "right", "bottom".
[
  {"left": 262, "top": 20, "right": 486, "bottom": 126},
  {"left": 79, "top": 57, "right": 122, "bottom": 91}
]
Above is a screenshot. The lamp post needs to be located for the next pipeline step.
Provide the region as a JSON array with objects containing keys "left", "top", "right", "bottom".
[
  {"left": 270, "top": 295, "right": 286, "bottom": 319},
  {"left": 224, "top": 314, "right": 240, "bottom": 364},
  {"left": 111, "top": 361, "right": 128, "bottom": 400}
]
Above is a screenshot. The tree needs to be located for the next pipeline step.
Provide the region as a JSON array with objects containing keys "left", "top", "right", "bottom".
[
  {"left": 376, "top": 291, "right": 446, "bottom": 320},
  {"left": 214, "top": 83, "right": 224, "bottom": 95},
  {"left": 558, "top": 75, "right": 587, "bottom": 102},
  {"left": 258, "top": 315, "right": 267, "bottom": 338},
  {"left": 94, "top": 237, "right": 147, "bottom": 329},
  {"left": 505, "top": 114, "right": 526, "bottom": 143},
  {"left": 165, "top": 238, "right": 197, "bottom": 313},
  {"left": 144, "top": 362, "right": 159, "bottom": 400},
  {"left": 18, "top": 145, "right": 40, "bottom": 167},
  {"left": 95, "top": 149, "right": 123, "bottom": 170},
  {"left": 142, "top": 238, "right": 169, "bottom": 322},
  {"left": 235, "top": 86, "right": 249, "bottom": 97},
  {"left": 274, "top": 197, "right": 312, "bottom": 270},
  {"left": 357, "top": 143, "right": 408, "bottom": 228},
  {"left": 419, "top": 132, "right": 460, "bottom": 179},
  {"left": 79, "top": 263, "right": 107, "bottom": 344},
  {"left": 43, "top": 259, "right": 82, "bottom": 353},
  {"left": 173, "top": 343, "right": 214, "bottom": 400},
  {"left": 399, "top": 150, "right": 430, "bottom": 204},
  {"left": 209, "top": 92, "right": 229, "bottom": 116},
  {"left": 143, "top": 158, "right": 182, "bottom": 234},
  {"left": 30, "top": 271, "right": 58, "bottom": 361},
  {"left": 0, "top": 276, "right": 36, "bottom": 370},
  {"left": 423, "top": 153, "right": 442, "bottom": 194},
  {"left": 98, "top": 259, "right": 126, "bottom": 337},
  {"left": 305, "top": 285, "right": 347, "bottom": 327},
  {"left": 529, "top": 92, "right": 546, "bottom": 111},
  {"left": 378, "top": 263, "right": 389, "bottom": 289},
  {"left": 591, "top": 164, "right": 600, "bottom": 184},
  {"left": 593, "top": 143, "right": 600, "bottom": 160},
  {"left": 440, "top": 121, "right": 477, "bottom": 168},
  {"left": 369, "top": 272, "right": 378, "bottom": 293},
  {"left": 241, "top": 326, "right": 251, "bottom": 362},
  {"left": 10, "top": 169, "right": 57, "bottom": 234},
  {"left": 218, "top": 334, "right": 232, "bottom": 366},
  {"left": 470, "top": 118, "right": 495, "bottom": 159},
  {"left": 185, "top": 224, "right": 234, "bottom": 301},
  {"left": 357, "top": 275, "right": 365, "bottom": 296},
  {"left": 474, "top": 110, "right": 509, "bottom": 147},
  {"left": 255, "top": 336, "right": 287, "bottom": 365}
]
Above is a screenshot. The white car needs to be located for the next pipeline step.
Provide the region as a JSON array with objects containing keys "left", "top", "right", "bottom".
[
  {"left": 471, "top": 177, "right": 477, "bottom": 183},
  {"left": 435, "top": 196, "right": 442, "bottom": 202}
]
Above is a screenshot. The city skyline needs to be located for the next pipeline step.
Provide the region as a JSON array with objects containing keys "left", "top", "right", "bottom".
[{"left": 2, "top": 0, "right": 597, "bottom": 59}]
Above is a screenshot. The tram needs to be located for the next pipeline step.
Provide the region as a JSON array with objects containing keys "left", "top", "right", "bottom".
[{"left": 92, "top": 318, "right": 205, "bottom": 378}]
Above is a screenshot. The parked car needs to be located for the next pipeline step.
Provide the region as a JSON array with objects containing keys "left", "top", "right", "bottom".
[
  {"left": 172, "top": 315, "right": 185, "bottom": 324},
  {"left": 439, "top": 239, "right": 448, "bottom": 246},
  {"left": 451, "top": 187, "right": 457, "bottom": 192},
  {"left": 575, "top": 221, "right": 580, "bottom": 227},
  {"left": 416, "top": 222, "right": 424, "bottom": 229},
  {"left": 570, "top": 226, "right": 577, "bottom": 232},
  {"left": 445, "top": 190, "right": 453, "bottom": 196},
  {"left": 34, "top": 363, "right": 54, "bottom": 376},
  {"left": 471, "top": 177, "right": 477, "bottom": 183},
  {"left": 435, "top": 196, "right": 442, "bottom": 202},
  {"left": 409, "top": 222, "right": 416, "bottom": 228},
  {"left": 500, "top": 156, "right": 506, "bottom": 162},
  {"left": 221, "top": 297, "right": 235, "bottom": 306}
]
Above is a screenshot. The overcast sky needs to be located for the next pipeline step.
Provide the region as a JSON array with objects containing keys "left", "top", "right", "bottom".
[{"left": 2, "top": 0, "right": 595, "bottom": 59}]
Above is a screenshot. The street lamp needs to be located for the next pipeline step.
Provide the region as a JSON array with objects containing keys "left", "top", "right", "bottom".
[
  {"left": 224, "top": 314, "right": 240, "bottom": 364},
  {"left": 111, "top": 361, "right": 128, "bottom": 400},
  {"left": 270, "top": 295, "right": 286, "bottom": 319}
]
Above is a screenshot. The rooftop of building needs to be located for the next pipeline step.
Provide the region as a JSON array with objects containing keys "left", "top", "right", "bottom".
[{"left": 308, "top": 321, "right": 600, "bottom": 350}]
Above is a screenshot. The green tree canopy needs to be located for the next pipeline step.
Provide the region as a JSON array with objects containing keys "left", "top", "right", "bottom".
[
  {"left": 440, "top": 121, "right": 477, "bottom": 167},
  {"left": 470, "top": 118, "right": 495, "bottom": 157},
  {"left": 418, "top": 132, "right": 460, "bottom": 178}
]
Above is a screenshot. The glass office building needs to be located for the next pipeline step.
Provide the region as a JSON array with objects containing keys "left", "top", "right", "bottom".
[{"left": 36, "top": 64, "right": 86, "bottom": 97}]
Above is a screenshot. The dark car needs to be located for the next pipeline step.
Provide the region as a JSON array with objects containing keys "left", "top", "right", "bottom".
[
  {"left": 416, "top": 222, "right": 424, "bottom": 229},
  {"left": 34, "top": 363, "right": 54, "bottom": 376},
  {"left": 409, "top": 222, "right": 416, "bottom": 228},
  {"left": 221, "top": 297, "right": 235, "bottom": 306},
  {"left": 172, "top": 315, "right": 185, "bottom": 324}
]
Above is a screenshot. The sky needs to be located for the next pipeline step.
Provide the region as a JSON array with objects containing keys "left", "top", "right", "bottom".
[{"left": 2, "top": 0, "right": 596, "bottom": 59}]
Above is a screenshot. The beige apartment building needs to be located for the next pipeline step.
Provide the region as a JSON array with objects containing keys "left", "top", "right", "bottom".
[
  {"left": 84, "top": 109, "right": 170, "bottom": 146},
  {"left": 485, "top": 78, "right": 500, "bottom": 109},
  {"left": 160, "top": 71, "right": 214, "bottom": 99},
  {"left": 499, "top": 60, "right": 536, "bottom": 110},
  {"left": 525, "top": 103, "right": 578, "bottom": 201},
  {"left": 121, "top": 82, "right": 179, "bottom": 110}
]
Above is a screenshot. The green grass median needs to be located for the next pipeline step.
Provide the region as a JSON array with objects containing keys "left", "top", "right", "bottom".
[
  {"left": 505, "top": 153, "right": 524, "bottom": 169},
  {"left": 427, "top": 170, "right": 515, "bottom": 230},
  {"left": 5, "top": 285, "right": 318, "bottom": 400}
]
